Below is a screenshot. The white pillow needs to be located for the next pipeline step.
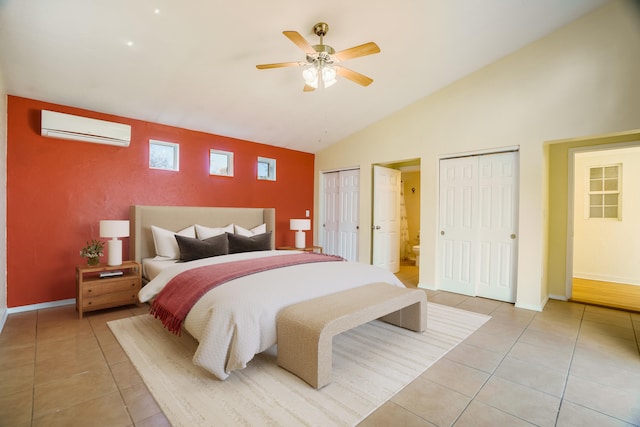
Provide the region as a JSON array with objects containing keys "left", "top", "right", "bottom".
[
  {"left": 195, "top": 223, "right": 234, "bottom": 240},
  {"left": 151, "top": 225, "right": 196, "bottom": 259},
  {"left": 234, "top": 223, "right": 266, "bottom": 237}
]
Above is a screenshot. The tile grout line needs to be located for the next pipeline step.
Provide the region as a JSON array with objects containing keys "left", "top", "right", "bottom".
[
  {"left": 553, "top": 306, "right": 638, "bottom": 426},
  {"left": 449, "top": 300, "right": 536, "bottom": 427},
  {"left": 552, "top": 302, "right": 585, "bottom": 427},
  {"left": 88, "top": 315, "right": 138, "bottom": 427}
]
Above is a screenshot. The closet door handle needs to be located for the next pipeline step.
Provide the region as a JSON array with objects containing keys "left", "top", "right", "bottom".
[{"left": 440, "top": 230, "right": 445, "bottom": 236}]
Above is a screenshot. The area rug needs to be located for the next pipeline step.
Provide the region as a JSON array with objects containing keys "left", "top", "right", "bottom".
[{"left": 108, "top": 303, "right": 489, "bottom": 426}]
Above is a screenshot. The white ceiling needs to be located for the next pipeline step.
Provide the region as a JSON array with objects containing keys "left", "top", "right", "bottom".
[{"left": 0, "top": 0, "right": 608, "bottom": 153}]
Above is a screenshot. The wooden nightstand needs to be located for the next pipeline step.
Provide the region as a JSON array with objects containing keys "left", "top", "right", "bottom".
[
  {"left": 277, "top": 245, "right": 323, "bottom": 253},
  {"left": 76, "top": 260, "right": 142, "bottom": 319}
]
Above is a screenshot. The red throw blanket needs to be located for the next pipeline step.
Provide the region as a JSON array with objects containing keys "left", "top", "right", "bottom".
[{"left": 150, "top": 252, "right": 344, "bottom": 335}]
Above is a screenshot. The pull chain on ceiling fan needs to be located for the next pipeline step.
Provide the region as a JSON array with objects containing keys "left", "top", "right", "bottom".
[{"left": 256, "top": 22, "right": 380, "bottom": 92}]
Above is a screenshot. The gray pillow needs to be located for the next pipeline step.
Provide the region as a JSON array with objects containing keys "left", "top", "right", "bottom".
[
  {"left": 175, "top": 233, "right": 229, "bottom": 262},
  {"left": 227, "top": 231, "right": 272, "bottom": 254}
]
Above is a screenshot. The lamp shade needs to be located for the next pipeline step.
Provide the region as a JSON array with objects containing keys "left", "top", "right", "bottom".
[
  {"left": 100, "top": 220, "right": 130, "bottom": 238},
  {"left": 289, "top": 219, "right": 310, "bottom": 231}
]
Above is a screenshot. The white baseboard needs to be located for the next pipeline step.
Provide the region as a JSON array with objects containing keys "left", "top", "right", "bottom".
[
  {"left": 515, "top": 295, "right": 548, "bottom": 312},
  {"left": 0, "top": 308, "right": 7, "bottom": 334},
  {"left": 7, "top": 298, "right": 75, "bottom": 314},
  {"left": 548, "top": 294, "right": 568, "bottom": 301},
  {"left": 418, "top": 282, "right": 436, "bottom": 291},
  {"left": 573, "top": 272, "right": 640, "bottom": 286}
]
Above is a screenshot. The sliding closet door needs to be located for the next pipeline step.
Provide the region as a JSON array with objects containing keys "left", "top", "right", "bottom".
[
  {"left": 438, "top": 156, "right": 478, "bottom": 296},
  {"left": 476, "top": 152, "right": 519, "bottom": 302},
  {"left": 338, "top": 170, "right": 360, "bottom": 261},
  {"left": 438, "top": 152, "right": 518, "bottom": 302},
  {"left": 322, "top": 172, "right": 340, "bottom": 256},
  {"left": 321, "top": 169, "right": 360, "bottom": 261}
]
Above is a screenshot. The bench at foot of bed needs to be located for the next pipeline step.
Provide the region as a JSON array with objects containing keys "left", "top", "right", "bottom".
[{"left": 276, "top": 282, "right": 427, "bottom": 389}]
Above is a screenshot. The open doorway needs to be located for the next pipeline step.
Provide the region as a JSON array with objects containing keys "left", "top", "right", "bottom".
[
  {"left": 568, "top": 144, "right": 640, "bottom": 311},
  {"left": 371, "top": 159, "right": 421, "bottom": 277}
]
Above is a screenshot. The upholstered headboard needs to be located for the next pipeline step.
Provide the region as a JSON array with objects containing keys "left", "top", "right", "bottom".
[{"left": 129, "top": 205, "right": 276, "bottom": 263}]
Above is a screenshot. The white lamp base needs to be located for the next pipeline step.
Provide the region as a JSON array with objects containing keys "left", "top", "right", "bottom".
[
  {"left": 107, "top": 238, "right": 123, "bottom": 266},
  {"left": 294, "top": 231, "right": 306, "bottom": 249}
]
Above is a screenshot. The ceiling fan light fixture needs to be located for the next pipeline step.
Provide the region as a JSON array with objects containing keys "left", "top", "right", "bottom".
[
  {"left": 302, "top": 66, "right": 317, "bottom": 85},
  {"left": 302, "top": 64, "right": 337, "bottom": 89},
  {"left": 257, "top": 22, "right": 379, "bottom": 91},
  {"left": 322, "top": 66, "right": 337, "bottom": 85}
]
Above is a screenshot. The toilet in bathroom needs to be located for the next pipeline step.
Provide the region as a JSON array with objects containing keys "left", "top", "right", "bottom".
[{"left": 412, "top": 245, "right": 420, "bottom": 266}]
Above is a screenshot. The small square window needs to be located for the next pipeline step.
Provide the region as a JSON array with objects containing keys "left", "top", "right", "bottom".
[
  {"left": 210, "top": 150, "right": 234, "bottom": 177},
  {"left": 587, "top": 164, "right": 621, "bottom": 220},
  {"left": 257, "top": 157, "right": 276, "bottom": 181},
  {"left": 149, "top": 140, "right": 179, "bottom": 171}
]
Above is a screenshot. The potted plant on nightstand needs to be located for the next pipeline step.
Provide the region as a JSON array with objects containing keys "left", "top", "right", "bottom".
[{"left": 80, "top": 239, "right": 104, "bottom": 266}]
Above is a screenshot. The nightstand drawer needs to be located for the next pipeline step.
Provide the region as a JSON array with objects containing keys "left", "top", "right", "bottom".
[
  {"left": 76, "top": 261, "right": 142, "bottom": 319},
  {"left": 83, "top": 290, "right": 139, "bottom": 309},
  {"left": 83, "top": 279, "right": 139, "bottom": 297}
]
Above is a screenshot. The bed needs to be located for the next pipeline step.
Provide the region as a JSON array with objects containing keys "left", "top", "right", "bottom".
[{"left": 130, "top": 205, "right": 406, "bottom": 380}]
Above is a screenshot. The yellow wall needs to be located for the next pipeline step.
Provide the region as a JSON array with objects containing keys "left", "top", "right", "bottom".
[
  {"left": 402, "top": 170, "right": 421, "bottom": 256},
  {"left": 573, "top": 147, "right": 640, "bottom": 285},
  {"left": 315, "top": 0, "right": 640, "bottom": 310},
  {"left": 546, "top": 130, "right": 640, "bottom": 298}
]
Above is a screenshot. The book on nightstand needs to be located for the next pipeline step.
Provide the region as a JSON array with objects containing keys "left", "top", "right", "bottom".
[{"left": 99, "top": 270, "right": 124, "bottom": 278}]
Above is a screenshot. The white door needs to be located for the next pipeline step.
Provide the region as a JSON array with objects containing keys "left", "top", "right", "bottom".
[
  {"left": 321, "top": 169, "right": 360, "bottom": 261},
  {"left": 372, "top": 165, "right": 401, "bottom": 273},
  {"left": 476, "top": 152, "right": 518, "bottom": 302},
  {"left": 438, "top": 156, "right": 478, "bottom": 296},
  {"left": 438, "top": 152, "right": 518, "bottom": 302},
  {"left": 338, "top": 170, "right": 360, "bottom": 261},
  {"left": 321, "top": 172, "right": 340, "bottom": 256}
]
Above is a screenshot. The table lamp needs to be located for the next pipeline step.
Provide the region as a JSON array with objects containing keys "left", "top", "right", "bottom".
[
  {"left": 290, "top": 219, "right": 311, "bottom": 249},
  {"left": 100, "top": 220, "right": 130, "bottom": 266}
]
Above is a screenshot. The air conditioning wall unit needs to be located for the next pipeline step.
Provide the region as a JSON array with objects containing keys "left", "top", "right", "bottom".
[{"left": 41, "top": 110, "right": 131, "bottom": 147}]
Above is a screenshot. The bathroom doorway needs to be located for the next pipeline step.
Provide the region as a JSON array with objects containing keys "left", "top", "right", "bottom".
[
  {"left": 371, "top": 159, "right": 421, "bottom": 279},
  {"left": 400, "top": 165, "right": 421, "bottom": 266}
]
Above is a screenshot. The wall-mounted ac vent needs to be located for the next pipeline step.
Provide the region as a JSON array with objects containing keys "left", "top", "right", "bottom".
[{"left": 41, "top": 110, "right": 131, "bottom": 147}]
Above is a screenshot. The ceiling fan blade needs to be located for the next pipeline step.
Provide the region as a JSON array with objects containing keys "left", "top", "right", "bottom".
[
  {"left": 336, "top": 66, "right": 374, "bottom": 86},
  {"left": 303, "top": 84, "right": 315, "bottom": 92},
  {"left": 283, "top": 31, "right": 316, "bottom": 55},
  {"left": 256, "top": 61, "right": 302, "bottom": 70},
  {"left": 334, "top": 42, "right": 380, "bottom": 62}
]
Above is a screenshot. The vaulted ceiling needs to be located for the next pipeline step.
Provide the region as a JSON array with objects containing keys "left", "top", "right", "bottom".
[{"left": 0, "top": 0, "right": 608, "bottom": 153}]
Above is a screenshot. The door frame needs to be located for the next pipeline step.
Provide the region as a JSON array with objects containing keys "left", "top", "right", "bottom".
[
  {"left": 370, "top": 159, "right": 421, "bottom": 269},
  {"left": 565, "top": 140, "right": 640, "bottom": 299}
]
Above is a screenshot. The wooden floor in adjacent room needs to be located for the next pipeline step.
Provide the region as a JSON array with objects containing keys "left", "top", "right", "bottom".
[{"left": 571, "top": 277, "right": 640, "bottom": 312}]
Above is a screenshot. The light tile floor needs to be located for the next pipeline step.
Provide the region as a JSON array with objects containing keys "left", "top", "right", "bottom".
[
  {"left": 0, "top": 263, "right": 638, "bottom": 426},
  {"left": 361, "top": 263, "right": 640, "bottom": 426}
]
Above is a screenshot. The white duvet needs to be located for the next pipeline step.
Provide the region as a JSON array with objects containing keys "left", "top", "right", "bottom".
[{"left": 138, "top": 250, "right": 405, "bottom": 380}]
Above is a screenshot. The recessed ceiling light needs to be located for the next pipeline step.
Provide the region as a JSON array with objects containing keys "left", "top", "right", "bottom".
[
  {"left": 126, "top": 41, "right": 134, "bottom": 47},
  {"left": 154, "top": 8, "right": 160, "bottom": 14}
]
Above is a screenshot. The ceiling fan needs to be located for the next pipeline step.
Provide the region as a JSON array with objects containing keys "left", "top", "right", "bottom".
[{"left": 256, "top": 22, "right": 380, "bottom": 92}]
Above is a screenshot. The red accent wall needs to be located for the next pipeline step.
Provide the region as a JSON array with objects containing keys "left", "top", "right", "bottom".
[{"left": 7, "top": 96, "right": 315, "bottom": 307}]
